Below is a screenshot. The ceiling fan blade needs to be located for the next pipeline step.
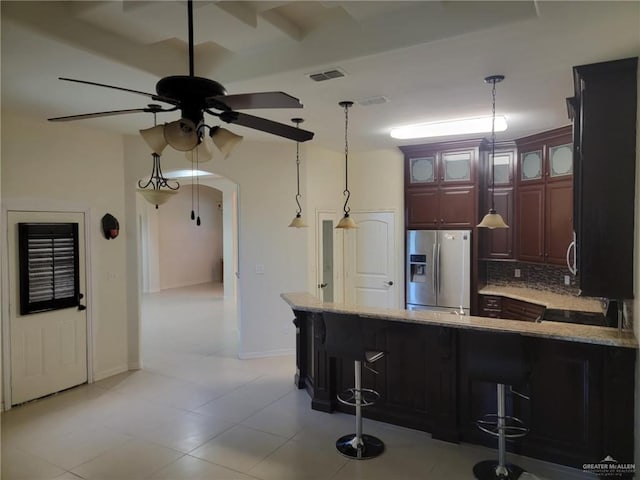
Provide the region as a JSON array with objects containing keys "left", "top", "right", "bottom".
[
  {"left": 217, "top": 111, "right": 314, "bottom": 142},
  {"left": 58, "top": 77, "right": 179, "bottom": 105},
  {"left": 208, "top": 92, "right": 303, "bottom": 111},
  {"left": 49, "top": 108, "right": 152, "bottom": 122}
]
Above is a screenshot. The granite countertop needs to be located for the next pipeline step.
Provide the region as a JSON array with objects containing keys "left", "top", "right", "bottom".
[
  {"left": 478, "top": 285, "right": 605, "bottom": 313},
  {"left": 281, "top": 292, "right": 637, "bottom": 349}
]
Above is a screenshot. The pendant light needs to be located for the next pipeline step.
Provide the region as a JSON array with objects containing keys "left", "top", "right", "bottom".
[
  {"left": 138, "top": 109, "right": 179, "bottom": 208},
  {"left": 477, "top": 75, "right": 509, "bottom": 229},
  {"left": 288, "top": 118, "right": 308, "bottom": 228},
  {"left": 336, "top": 101, "right": 357, "bottom": 229}
]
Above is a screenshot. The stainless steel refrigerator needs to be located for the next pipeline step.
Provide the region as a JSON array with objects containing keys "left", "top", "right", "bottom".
[{"left": 406, "top": 230, "right": 471, "bottom": 315}]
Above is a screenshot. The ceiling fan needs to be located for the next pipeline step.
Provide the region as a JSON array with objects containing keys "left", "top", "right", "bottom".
[{"left": 47, "top": 0, "right": 314, "bottom": 145}]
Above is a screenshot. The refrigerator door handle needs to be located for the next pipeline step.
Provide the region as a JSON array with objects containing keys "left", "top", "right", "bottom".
[
  {"left": 432, "top": 244, "right": 437, "bottom": 296},
  {"left": 437, "top": 243, "right": 441, "bottom": 296}
]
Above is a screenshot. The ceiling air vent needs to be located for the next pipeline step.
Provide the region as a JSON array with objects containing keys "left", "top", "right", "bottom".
[
  {"left": 357, "top": 95, "right": 390, "bottom": 106},
  {"left": 308, "top": 68, "right": 346, "bottom": 82}
]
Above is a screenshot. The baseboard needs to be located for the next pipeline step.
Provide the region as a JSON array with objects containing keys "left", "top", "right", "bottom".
[
  {"left": 128, "top": 361, "right": 142, "bottom": 371},
  {"left": 93, "top": 364, "right": 129, "bottom": 382},
  {"left": 238, "top": 348, "right": 295, "bottom": 359}
]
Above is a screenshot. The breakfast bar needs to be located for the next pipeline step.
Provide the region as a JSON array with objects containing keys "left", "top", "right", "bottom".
[{"left": 282, "top": 292, "right": 637, "bottom": 471}]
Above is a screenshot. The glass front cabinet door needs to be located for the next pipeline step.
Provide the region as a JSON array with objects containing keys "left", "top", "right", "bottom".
[
  {"left": 409, "top": 156, "right": 436, "bottom": 184},
  {"left": 441, "top": 150, "right": 472, "bottom": 183},
  {"left": 548, "top": 143, "right": 573, "bottom": 178},
  {"left": 520, "top": 150, "right": 543, "bottom": 181}
]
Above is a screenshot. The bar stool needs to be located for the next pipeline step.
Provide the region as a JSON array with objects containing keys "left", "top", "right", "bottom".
[
  {"left": 467, "top": 332, "right": 531, "bottom": 480},
  {"left": 322, "top": 312, "right": 385, "bottom": 459}
]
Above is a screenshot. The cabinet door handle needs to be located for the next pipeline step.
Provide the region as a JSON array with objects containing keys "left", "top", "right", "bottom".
[{"left": 566, "top": 240, "right": 577, "bottom": 275}]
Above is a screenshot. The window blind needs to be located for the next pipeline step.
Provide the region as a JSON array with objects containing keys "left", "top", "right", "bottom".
[{"left": 19, "top": 223, "right": 80, "bottom": 315}]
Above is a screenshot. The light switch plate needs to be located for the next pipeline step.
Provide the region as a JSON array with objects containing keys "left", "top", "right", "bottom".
[
  {"left": 564, "top": 275, "right": 571, "bottom": 286},
  {"left": 514, "top": 269, "right": 521, "bottom": 278},
  {"left": 255, "top": 264, "right": 265, "bottom": 275}
]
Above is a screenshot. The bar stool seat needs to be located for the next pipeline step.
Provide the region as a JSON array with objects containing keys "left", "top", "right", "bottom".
[
  {"left": 322, "top": 312, "right": 385, "bottom": 460},
  {"left": 467, "top": 332, "right": 531, "bottom": 480}
]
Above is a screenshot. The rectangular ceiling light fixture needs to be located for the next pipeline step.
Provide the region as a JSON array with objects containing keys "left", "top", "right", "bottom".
[{"left": 390, "top": 115, "right": 507, "bottom": 139}]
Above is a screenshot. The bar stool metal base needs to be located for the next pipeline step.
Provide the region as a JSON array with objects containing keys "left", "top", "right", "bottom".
[
  {"left": 473, "top": 460, "right": 524, "bottom": 480},
  {"left": 336, "top": 433, "right": 384, "bottom": 460}
]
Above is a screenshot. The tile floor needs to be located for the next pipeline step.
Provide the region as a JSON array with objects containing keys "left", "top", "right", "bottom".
[{"left": 1, "top": 283, "right": 596, "bottom": 479}]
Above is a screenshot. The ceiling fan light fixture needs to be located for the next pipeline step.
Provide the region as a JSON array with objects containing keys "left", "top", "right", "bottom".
[
  {"left": 185, "top": 137, "right": 213, "bottom": 163},
  {"left": 164, "top": 119, "right": 199, "bottom": 151},
  {"left": 140, "top": 124, "right": 168, "bottom": 155},
  {"left": 210, "top": 127, "right": 243, "bottom": 158}
]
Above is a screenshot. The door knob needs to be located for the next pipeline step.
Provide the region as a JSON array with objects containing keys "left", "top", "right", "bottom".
[
  {"left": 318, "top": 283, "right": 328, "bottom": 289},
  {"left": 385, "top": 281, "right": 394, "bottom": 286}
]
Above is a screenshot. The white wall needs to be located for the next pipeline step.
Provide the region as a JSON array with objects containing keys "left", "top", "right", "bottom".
[
  {"left": 157, "top": 185, "right": 223, "bottom": 290},
  {"left": 123, "top": 137, "right": 309, "bottom": 358},
  {"left": 2, "top": 111, "right": 129, "bottom": 381}
]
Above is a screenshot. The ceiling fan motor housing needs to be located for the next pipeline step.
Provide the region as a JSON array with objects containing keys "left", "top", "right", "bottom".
[{"left": 156, "top": 76, "right": 227, "bottom": 127}]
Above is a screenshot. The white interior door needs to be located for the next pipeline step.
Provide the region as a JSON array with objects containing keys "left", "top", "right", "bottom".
[
  {"left": 7, "top": 211, "right": 88, "bottom": 405},
  {"left": 316, "top": 211, "right": 343, "bottom": 303},
  {"left": 345, "top": 211, "right": 397, "bottom": 308}
]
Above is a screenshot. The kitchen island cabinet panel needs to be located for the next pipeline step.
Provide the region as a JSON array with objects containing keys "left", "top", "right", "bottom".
[
  {"left": 287, "top": 296, "right": 635, "bottom": 472},
  {"left": 524, "top": 339, "right": 603, "bottom": 466}
]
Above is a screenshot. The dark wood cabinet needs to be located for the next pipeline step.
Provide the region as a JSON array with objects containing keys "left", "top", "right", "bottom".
[
  {"left": 545, "top": 179, "right": 573, "bottom": 264},
  {"left": 524, "top": 339, "right": 604, "bottom": 466},
  {"left": 515, "top": 126, "right": 573, "bottom": 265},
  {"left": 517, "top": 184, "right": 545, "bottom": 263},
  {"left": 500, "top": 297, "right": 545, "bottom": 322},
  {"left": 406, "top": 186, "right": 439, "bottom": 228},
  {"left": 401, "top": 140, "right": 481, "bottom": 229},
  {"left": 480, "top": 145, "right": 515, "bottom": 259},
  {"left": 292, "top": 309, "right": 636, "bottom": 471},
  {"left": 479, "top": 294, "right": 502, "bottom": 318},
  {"left": 570, "top": 57, "right": 637, "bottom": 298}
]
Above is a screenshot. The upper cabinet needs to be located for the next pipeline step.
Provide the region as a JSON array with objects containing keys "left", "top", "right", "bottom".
[
  {"left": 401, "top": 140, "right": 482, "bottom": 229},
  {"left": 569, "top": 57, "right": 637, "bottom": 299},
  {"left": 479, "top": 143, "right": 516, "bottom": 260},
  {"left": 515, "top": 127, "right": 573, "bottom": 265}
]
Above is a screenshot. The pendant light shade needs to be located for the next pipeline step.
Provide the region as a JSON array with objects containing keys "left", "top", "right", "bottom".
[
  {"left": 477, "top": 209, "right": 509, "bottom": 229},
  {"left": 185, "top": 137, "right": 213, "bottom": 163},
  {"left": 336, "top": 101, "right": 357, "bottom": 230},
  {"left": 140, "top": 125, "right": 168, "bottom": 155},
  {"left": 288, "top": 118, "right": 308, "bottom": 228},
  {"left": 164, "top": 119, "right": 199, "bottom": 151},
  {"left": 336, "top": 214, "right": 357, "bottom": 229},
  {"left": 288, "top": 214, "right": 307, "bottom": 228},
  {"left": 137, "top": 188, "right": 177, "bottom": 206},
  {"left": 211, "top": 127, "right": 243, "bottom": 158},
  {"left": 477, "top": 74, "right": 509, "bottom": 229}
]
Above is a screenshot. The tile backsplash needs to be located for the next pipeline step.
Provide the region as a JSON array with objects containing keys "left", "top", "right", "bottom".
[{"left": 485, "top": 261, "right": 579, "bottom": 296}]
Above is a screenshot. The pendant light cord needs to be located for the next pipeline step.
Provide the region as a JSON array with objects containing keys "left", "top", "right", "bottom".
[
  {"left": 294, "top": 128, "right": 302, "bottom": 216},
  {"left": 490, "top": 78, "right": 497, "bottom": 212},
  {"left": 342, "top": 102, "right": 352, "bottom": 216}
]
